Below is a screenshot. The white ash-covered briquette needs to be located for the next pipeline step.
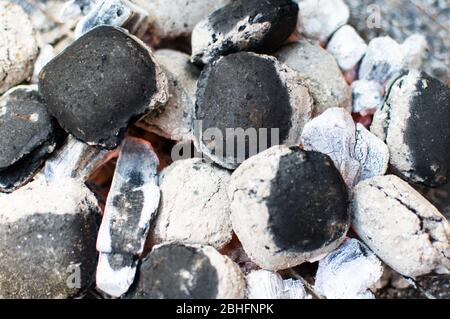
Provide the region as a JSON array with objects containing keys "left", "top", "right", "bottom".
[
  {"left": 126, "top": 243, "right": 246, "bottom": 299},
  {"left": 314, "top": 239, "right": 384, "bottom": 299},
  {"left": 195, "top": 52, "right": 312, "bottom": 170},
  {"left": 246, "top": 270, "right": 306, "bottom": 299},
  {"left": 96, "top": 137, "right": 160, "bottom": 297},
  {"left": 138, "top": 49, "right": 200, "bottom": 142},
  {"left": 295, "top": 0, "right": 350, "bottom": 43},
  {"left": 191, "top": 0, "right": 299, "bottom": 65},
  {"left": 301, "top": 108, "right": 389, "bottom": 188},
  {"left": 352, "top": 175, "right": 450, "bottom": 278},
  {"left": 153, "top": 158, "right": 232, "bottom": 250},
  {"left": 371, "top": 70, "right": 450, "bottom": 186},
  {"left": 0, "top": 85, "right": 65, "bottom": 193},
  {"left": 275, "top": 42, "right": 352, "bottom": 116},
  {"left": 0, "top": 178, "right": 101, "bottom": 298},
  {"left": 134, "top": 0, "right": 232, "bottom": 40},
  {"left": 326, "top": 25, "right": 367, "bottom": 72},
  {"left": 74, "top": 0, "right": 149, "bottom": 38},
  {"left": 401, "top": 34, "right": 428, "bottom": 71},
  {"left": 359, "top": 36, "right": 403, "bottom": 85},
  {"left": 38, "top": 25, "right": 168, "bottom": 149},
  {"left": 60, "top": 0, "right": 101, "bottom": 20},
  {"left": 0, "top": 2, "right": 39, "bottom": 94},
  {"left": 351, "top": 80, "right": 384, "bottom": 116},
  {"left": 229, "top": 145, "right": 350, "bottom": 271}
]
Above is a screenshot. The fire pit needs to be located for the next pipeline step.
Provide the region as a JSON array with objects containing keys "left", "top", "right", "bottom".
[{"left": 0, "top": 0, "right": 448, "bottom": 300}]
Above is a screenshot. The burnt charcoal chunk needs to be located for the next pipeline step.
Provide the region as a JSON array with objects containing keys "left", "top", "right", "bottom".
[
  {"left": 229, "top": 145, "right": 350, "bottom": 270},
  {"left": 267, "top": 148, "right": 350, "bottom": 252},
  {"left": 0, "top": 86, "right": 65, "bottom": 192},
  {"left": 195, "top": 52, "right": 312, "bottom": 169},
  {"left": 371, "top": 70, "right": 450, "bottom": 186},
  {"left": 191, "top": 0, "right": 298, "bottom": 64},
  {"left": 127, "top": 244, "right": 219, "bottom": 299},
  {"left": 39, "top": 26, "right": 166, "bottom": 149}
]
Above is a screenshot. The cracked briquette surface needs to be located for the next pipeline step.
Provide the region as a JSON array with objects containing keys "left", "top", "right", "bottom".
[
  {"left": 38, "top": 26, "right": 168, "bottom": 149},
  {"left": 352, "top": 175, "right": 450, "bottom": 278}
]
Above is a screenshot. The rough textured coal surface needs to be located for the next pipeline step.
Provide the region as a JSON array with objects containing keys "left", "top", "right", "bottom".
[
  {"left": 195, "top": 0, "right": 298, "bottom": 62},
  {"left": 127, "top": 244, "right": 219, "bottom": 299},
  {"left": 0, "top": 212, "right": 100, "bottom": 299},
  {"left": 0, "top": 88, "right": 65, "bottom": 192},
  {"left": 267, "top": 147, "right": 350, "bottom": 253},
  {"left": 404, "top": 72, "right": 450, "bottom": 186},
  {"left": 39, "top": 26, "right": 158, "bottom": 149},
  {"left": 196, "top": 52, "right": 292, "bottom": 162}
]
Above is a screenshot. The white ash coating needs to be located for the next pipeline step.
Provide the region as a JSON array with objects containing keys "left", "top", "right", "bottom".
[
  {"left": 153, "top": 158, "right": 233, "bottom": 250},
  {"left": 192, "top": 14, "right": 272, "bottom": 65},
  {"left": 246, "top": 270, "right": 306, "bottom": 299},
  {"left": 352, "top": 175, "right": 450, "bottom": 278},
  {"left": 275, "top": 42, "right": 351, "bottom": 116},
  {"left": 96, "top": 252, "right": 137, "bottom": 298},
  {"left": 315, "top": 239, "right": 383, "bottom": 299},
  {"left": 351, "top": 80, "right": 384, "bottom": 116},
  {"left": 135, "top": 0, "right": 231, "bottom": 39},
  {"left": 358, "top": 36, "right": 404, "bottom": 85},
  {"left": 370, "top": 70, "right": 417, "bottom": 182},
  {"left": 0, "top": 2, "right": 39, "bottom": 94},
  {"left": 401, "top": 34, "right": 428, "bottom": 71},
  {"left": 228, "top": 145, "right": 349, "bottom": 270},
  {"left": 296, "top": 0, "right": 349, "bottom": 42},
  {"left": 138, "top": 49, "right": 199, "bottom": 141},
  {"left": 31, "top": 44, "right": 56, "bottom": 84},
  {"left": 75, "top": 0, "right": 148, "bottom": 38},
  {"left": 97, "top": 137, "right": 160, "bottom": 255},
  {"left": 301, "top": 108, "right": 389, "bottom": 188},
  {"left": 326, "top": 25, "right": 367, "bottom": 71}
]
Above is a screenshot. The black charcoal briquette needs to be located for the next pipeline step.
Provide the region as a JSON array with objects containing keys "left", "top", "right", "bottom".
[
  {"left": 371, "top": 70, "right": 450, "bottom": 186},
  {"left": 38, "top": 25, "right": 168, "bottom": 149},
  {"left": 126, "top": 244, "right": 245, "bottom": 299},
  {"left": 0, "top": 179, "right": 100, "bottom": 298},
  {"left": 191, "top": 0, "right": 299, "bottom": 64},
  {"left": 228, "top": 145, "right": 350, "bottom": 270},
  {"left": 195, "top": 52, "right": 312, "bottom": 169},
  {"left": 0, "top": 86, "right": 65, "bottom": 193}
]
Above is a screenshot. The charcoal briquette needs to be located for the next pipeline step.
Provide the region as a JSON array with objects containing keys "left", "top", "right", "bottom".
[
  {"left": 0, "top": 86, "right": 65, "bottom": 193},
  {"left": 38, "top": 25, "right": 168, "bottom": 149},
  {"left": 371, "top": 70, "right": 450, "bottom": 186},
  {"left": 191, "top": 0, "right": 299, "bottom": 64},
  {"left": 246, "top": 270, "right": 306, "bottom": 299},
  {"left": 126, "top": 244, "right": 245, "bottom": 299},
  {"left": 195, "top": 52, "right": 312, "bottom": 169},
  {"left": 0, "top": 179, "right": 101, "bottom": 298},
  {"left": 229, "top": 145, "right": 350, "bottom": 270}
]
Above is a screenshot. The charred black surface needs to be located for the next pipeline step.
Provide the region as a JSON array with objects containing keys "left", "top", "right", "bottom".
[
  {"left": 127, "top": 244, "right": 219, "bottom": 299},
  {"left": 193, "top": 0, "right": 298, "bottom": 63},
  {"left": 267, "top": 147, "right": 350, "bottom": 253},
  {"left": 0, "top": 211, "right": 100, "bottom": 298},
  {"left": 39, "top": 26, "right": 158, "bottom": 149},
  {"left": 0, "top": 88, "right": 65, "bottom": 192},
  {"left": 195, "top": 52, "right": 292, "bottom": 165},
  {"left": 404, "top": 72, "right": 450, "bottom": 186}
]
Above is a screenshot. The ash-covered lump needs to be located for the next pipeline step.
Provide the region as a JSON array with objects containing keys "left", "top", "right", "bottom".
[
  {"left": 191, "top": 0, "right": 299, "bottom": 64},
  {"left": 153, "top": 158, "right": 232, "bottom": 249},
  {"left": 352, "top": 175, "right": 450, "bottom": 278},
  {"left": 38, "top": 25, "right": 168, "bottom": 149},
  {"left": 195, "top": 52, "right": 312, "bottom": 170},
  {"left": 126, "top": 244, "right": 245, "bottom": 299},
  {"left": 371, "top": 70, "right": 450, "bottom": 186},
  {"left": 0, "top": 86, "right": 65, "bottom": 193},
  {"left": 228, "top": 145, "right": 350, "bottom": 271},
  {"left": 0, "top": 179, "right": 100, "bottom": 298}
]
